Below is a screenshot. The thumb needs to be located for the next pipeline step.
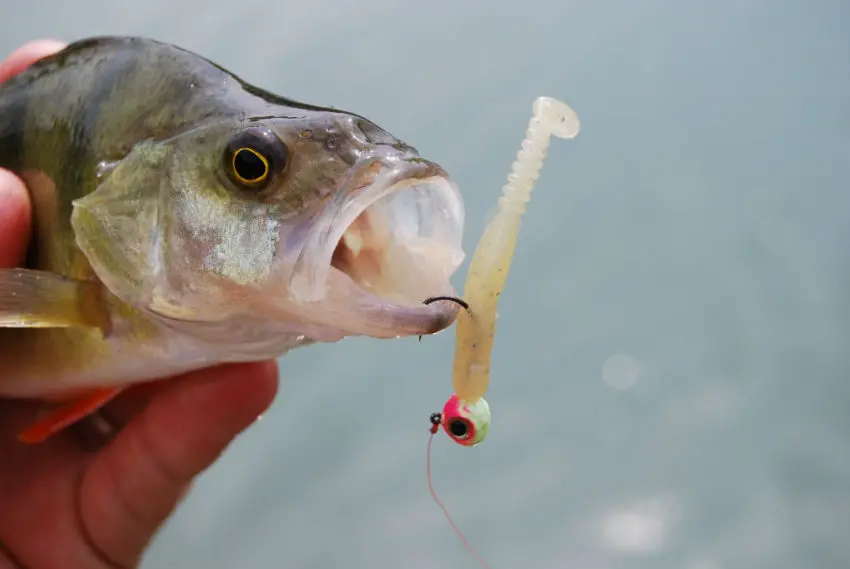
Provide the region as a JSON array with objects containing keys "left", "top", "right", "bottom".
[
  {"left": 0, "top": 39, "right": 67, "bottom": 83},
  {"left": 0, "top": 169, "right": 31, "bottom": 268},
  {"left": 77, "top": 361, "right": 279, "bottom": 567},
  {"left": 0, "top": 39, "right": 66, "bottom": 268}
]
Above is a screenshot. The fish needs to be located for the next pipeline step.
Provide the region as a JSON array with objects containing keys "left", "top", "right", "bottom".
[{"left": 0, "top": 36, "right": 466, "bottom": 442}]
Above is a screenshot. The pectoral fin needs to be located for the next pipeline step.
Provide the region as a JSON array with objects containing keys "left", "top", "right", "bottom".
[
  {"left": 0, "top": 268, "right": 112, "bottom": 334},
  {"left": 17, "top": 387, "right": 124, "bottom": 443}
]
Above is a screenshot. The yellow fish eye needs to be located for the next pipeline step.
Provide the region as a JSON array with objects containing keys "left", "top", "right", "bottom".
[
  {"left": 224, "top": 128, "right": 289, "bottom": 190},
  {"left": 232, "top": 147, "right": 269, "bottom": 184}
]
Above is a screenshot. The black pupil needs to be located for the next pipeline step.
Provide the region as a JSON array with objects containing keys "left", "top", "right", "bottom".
[
  {"left": 234, "top": 149, "right": 267, "bottom": 181},
  {"left": 449, "top": 420, "right": 469, "bottom": 438}
]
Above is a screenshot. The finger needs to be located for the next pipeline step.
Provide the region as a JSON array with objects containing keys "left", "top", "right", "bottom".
[
  {"left": 0, "top": 39, "right": 66, "bottom": 83},
  {"left": 0, "top": 40, "right": 62, "bottom": 267},
  {"left": 98, "top": 380, "right": 169, "bottom": 428},
  {"left": 69, "top": 381, "right": 173, "bottom": 450},
  {"left": 78, "top": 361, "right": 279, "bottom": 567},
  {"left": 0, "top": 168, "right": 32, "bottom": 267}
]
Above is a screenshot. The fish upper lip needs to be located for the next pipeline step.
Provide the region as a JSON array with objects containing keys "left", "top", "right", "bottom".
[{"left": 286, "top": 153, "right": 465, "bottom": 338}]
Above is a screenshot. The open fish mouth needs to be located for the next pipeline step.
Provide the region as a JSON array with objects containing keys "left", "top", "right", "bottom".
[{"left": 285, "top": 155, "right": 466, "bottom": 338}]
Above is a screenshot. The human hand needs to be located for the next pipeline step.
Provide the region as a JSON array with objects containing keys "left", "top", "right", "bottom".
[{"left": 0, "top": 40, "right": 280, "bottom": 569}]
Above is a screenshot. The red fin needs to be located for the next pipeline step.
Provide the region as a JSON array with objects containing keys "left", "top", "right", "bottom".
[{"left": 17, "top": 387, "right": 123, "bottom": 444}]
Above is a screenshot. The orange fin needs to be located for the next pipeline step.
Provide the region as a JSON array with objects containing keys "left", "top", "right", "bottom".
[{"left": 17, "top": 387, "right": 123, "bottom": 444}]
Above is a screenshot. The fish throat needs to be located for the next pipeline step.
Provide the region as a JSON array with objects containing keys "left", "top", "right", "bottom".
[{"left": 324, "top": 174, "right": 463, "bottom": 306}]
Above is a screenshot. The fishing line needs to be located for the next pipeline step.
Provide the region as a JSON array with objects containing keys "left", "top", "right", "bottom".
[{"left": 426, "top": 425, "right": 493, "bottom": 569}]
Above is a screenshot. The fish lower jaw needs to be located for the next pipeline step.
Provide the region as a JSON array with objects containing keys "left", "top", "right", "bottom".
[
  {"left": 265, "top": 253, "right": 460, "bottom": 341},
  {"left": 297, "top": 221, "right": 462, "bottom": 338},
  {"left": 282, "top": 263, "right": 456, "bottom": 339}
]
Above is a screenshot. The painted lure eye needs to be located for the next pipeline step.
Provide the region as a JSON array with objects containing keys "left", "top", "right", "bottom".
[
  {"left": 448, "top": 418, "right": 471, "bottom": 440},
  {"left": 439, "top": 393, "right": 490, "bottom": 447}
]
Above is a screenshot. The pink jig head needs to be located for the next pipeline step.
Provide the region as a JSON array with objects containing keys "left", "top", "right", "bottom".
[
  {"left": 426, "top": 394, "right": 494, "bottom": 569},
  {"left": 429, "top": 393, "right": 491, "bottom": 446}
]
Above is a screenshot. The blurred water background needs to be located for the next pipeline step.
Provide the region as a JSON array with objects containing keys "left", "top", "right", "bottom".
[{"left": 1, "top": 1, "right": 848, "bottom": 567}]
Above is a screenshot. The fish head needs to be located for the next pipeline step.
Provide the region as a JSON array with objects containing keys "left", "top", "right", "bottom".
[{"left": 71, "top": 109, "right": 466, "bottom": 347}]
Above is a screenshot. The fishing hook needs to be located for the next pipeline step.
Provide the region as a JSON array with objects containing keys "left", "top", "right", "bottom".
[{"left": 419, "top": 296, "right": 470, "bottom": 342}]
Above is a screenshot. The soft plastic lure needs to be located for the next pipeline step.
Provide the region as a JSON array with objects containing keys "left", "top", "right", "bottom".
[
  {"left": 430, "top": 95, "right": 580, "bottom": 444},
  {"left": 426, "top": 96, "right": 581, "bottom": 567}
]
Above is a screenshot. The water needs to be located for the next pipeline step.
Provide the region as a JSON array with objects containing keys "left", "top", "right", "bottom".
[{"left": 2, "top": 1, "right": 849, "bottom": 567}]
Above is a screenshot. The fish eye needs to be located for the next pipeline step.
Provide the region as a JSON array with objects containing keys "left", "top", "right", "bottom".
[
  {"left": 233, "top": 148, "right": 268, "bottom": 184},
  {"left": 448, "top": 418, "right": 471, "bottom": 439},
  {"left": 224, "top": 128, "right": 289, "bottom": 189}
]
